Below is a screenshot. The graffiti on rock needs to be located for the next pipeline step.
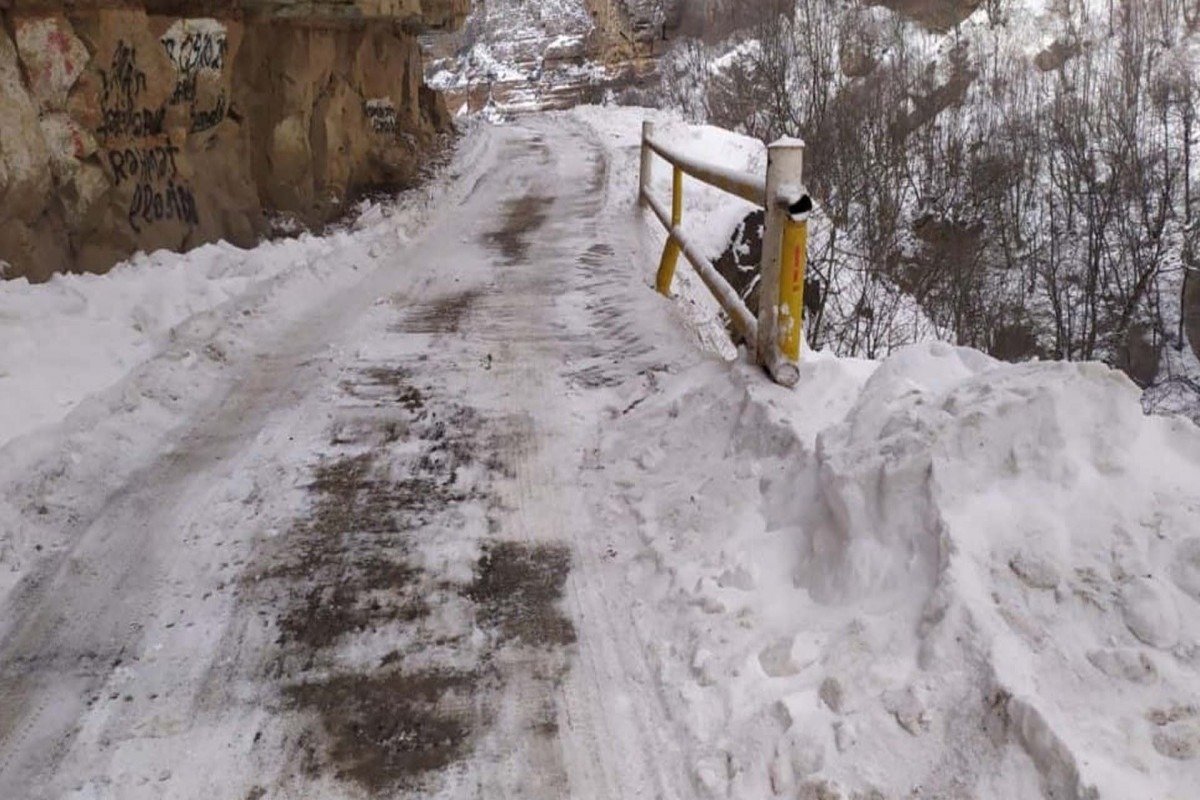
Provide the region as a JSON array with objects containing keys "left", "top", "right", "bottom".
[
  {"left": 189, "top": 91, "right": 228, "bottom": 133},
  {"left": 94, "top": 37, "right": 203, "bottom": 233},
  {"left": 13, "top": 18, "right": 90, "bottom": 109},
  {"left": 128, "top": 180, "right": 200, "bottom": 233},
  {"left": 364, "top": 98, "right": 399, "bottom": 136},
  {"left": 106, "top": 145, "right": 180, "bottom": 187},
  {"left": 161, "top": 19, "right": 230, "bottom": 133},
  {"left": 160, "top": 21, "right": 228, "bottom": 76},
  {"left": 97, "top": 40, "right": 165, "bottom": 139},
  {"left": 107, "top": 144, "right": 198, "bottom": 231}
]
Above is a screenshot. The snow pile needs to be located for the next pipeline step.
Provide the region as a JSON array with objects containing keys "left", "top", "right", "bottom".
[
  {"left": 802, "top": 345, "right": 1200, "bottom": 797},
  {"left": 0, "top": 199, "right": 433, "bottom": 452},
  {"left": 601, "top": 341, "right": 1200, "bottom": 799},
  {"left": 0, "top": 241, "right": 286, "bottom": 450}
]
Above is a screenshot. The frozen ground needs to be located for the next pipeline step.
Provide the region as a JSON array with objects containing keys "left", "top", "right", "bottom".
[{"left": 0, "top": 109, "right": 1198, "bottom": 799}]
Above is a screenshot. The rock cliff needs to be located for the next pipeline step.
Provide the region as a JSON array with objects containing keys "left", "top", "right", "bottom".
[{"left": 0, "top": 0, "right": 467, "bottom": 281}]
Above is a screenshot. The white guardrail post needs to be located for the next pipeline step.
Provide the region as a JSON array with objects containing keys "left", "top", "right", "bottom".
[
  {"left": 757, "top": 138, "right": 805, "bottom": 387},
  {"left": 639, "top": 120, "right": 655, "bottom": 208}
]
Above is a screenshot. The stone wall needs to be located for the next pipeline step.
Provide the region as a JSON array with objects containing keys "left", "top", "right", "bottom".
[{"left": 0, "top": 0, "right": 467, "bottom": 281}]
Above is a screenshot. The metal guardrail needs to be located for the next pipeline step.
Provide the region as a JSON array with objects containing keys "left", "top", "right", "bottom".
[{"left": 638, "top": 120, "right": 810, "bottom": 387}]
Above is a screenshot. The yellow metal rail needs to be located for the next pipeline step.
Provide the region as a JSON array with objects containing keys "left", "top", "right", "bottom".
[
  {"left": 643, "top": 136, "right": 766, "bottom": 206},
  {"left": 644, "top": 189, "right": 759, "bottom": 344},
  {"left": 638, "top": 121, "right": 808, "bottom": 387}
]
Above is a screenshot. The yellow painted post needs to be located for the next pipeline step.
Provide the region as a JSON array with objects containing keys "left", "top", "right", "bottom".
[
  {"left": 655, "top": 165, "right": 684, "bottom": 295},
  {"left": 778, "top": 217, "right": 808, "bottom": 360},
  {"left": 758, "top": 138, "right": 805, "bottom": 386}
]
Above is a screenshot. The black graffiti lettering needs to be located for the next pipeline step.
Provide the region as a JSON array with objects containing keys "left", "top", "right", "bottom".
[
  {"left": 95, "top": 40, "right": 172, "bottom": 140},
  {"left": 128, "top": 184, "right": 146, "bottom": 233},
  {"left": 163, "top": 31, "right": 228, "bottom": 75},
  {"left": 163, "top": 29, "right": 230, "bottom": 136},
  {"left": 99, "top": 107, "right": 165, "bottom": 139},
  {"left": 189, "top": 92, "right": 227, "bottom": 134},
  {"left": 364, "top": 100, "right": 399, "bottom": 136},
  {"left": 165, "top": 183, "right": 179, "bottom": 220},
  {"left": 107, "top": 150, "right": 128, "bottom": 183},
  {"left": 128, "top": 179, "right": 199, "bottom": 233},
  {"left": 98, "top": 40, "right": 146, "bottom": 110},
  {"left": 106, "top": 145, "right": 180, "bottom": 187},
  {"left": 170, "top": 72, "right": 198, "bottom": 105}
]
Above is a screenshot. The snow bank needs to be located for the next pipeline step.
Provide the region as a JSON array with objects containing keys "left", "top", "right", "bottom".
[
  {"left": 0, "top": 200, "right": 427, "bottom": 452},
  {"left": 805, "top": 344, "right": 1200, "bottom": 796},
  {"left": 0, "top": 241, "right": 283, "bottom": 450},
  {"left": 605, "top": 343, "right": 1200, "bottom": 799}
]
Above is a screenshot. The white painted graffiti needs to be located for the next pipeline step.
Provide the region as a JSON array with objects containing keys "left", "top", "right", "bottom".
[{"left": 364, "top": 98, "right": 399, "bottom": 136}]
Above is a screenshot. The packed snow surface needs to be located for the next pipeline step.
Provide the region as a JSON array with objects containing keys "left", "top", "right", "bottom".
[{"left": 0, "top": 107, "right": 1196, "bottom": 798}]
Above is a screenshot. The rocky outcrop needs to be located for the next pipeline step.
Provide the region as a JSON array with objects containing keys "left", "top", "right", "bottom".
[
  {"left": 1186, "top": 267, "right": 1200, "bottom": 364},
  {"left": 869, "top": 0, "right": 983, "bottom": 31},
  {"left": 669, "top": 0, "right": 982, "bottom": 40},
  {"left": 0, "top": 0, "right": 467, "bottom": 281},
  {"left": 421, "top": 0, "right": 658, "bottom": 116}
]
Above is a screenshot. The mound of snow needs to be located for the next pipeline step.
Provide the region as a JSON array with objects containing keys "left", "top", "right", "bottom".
[
  {"left": 0, "top": 199, "right": 423, "bottom": 452},
  {"left": 601, "top": 342, "right": 1200, "bottom": 799},
  {"left": 805, "top": 343, "right": 1200, "bottom": 797}
]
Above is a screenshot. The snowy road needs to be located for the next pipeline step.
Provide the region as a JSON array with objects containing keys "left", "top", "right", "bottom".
[{"left": 0, "top": 116, "right": 703, "bottom": 798}]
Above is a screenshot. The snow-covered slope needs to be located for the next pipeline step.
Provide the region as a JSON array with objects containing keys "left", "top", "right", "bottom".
[
  {"left": 0, "top": 201, "right": 437, "bottom": 454},
  {"left": 572, "top": 106, "right": 1200, "bottom": 799},
  {"left": 588, "top": 338, "right": 1200, "bottom": 799},
  {"left": 422, "top": 0, "right": 659, "bottom": 116}
]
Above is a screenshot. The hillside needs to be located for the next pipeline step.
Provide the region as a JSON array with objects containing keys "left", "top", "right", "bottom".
[{"left": 653, "top": 0, "right": 1200, "bottom": 420}]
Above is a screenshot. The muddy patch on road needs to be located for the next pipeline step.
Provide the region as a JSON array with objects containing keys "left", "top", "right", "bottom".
[
  {"left": 566, "top": 241, "right": 662, "bottom": 390},
  {"left": 484, "top": 195, "right": 553, "bottom": 265},
  {"left": 244, "top": 359, "right": 577, "bottom": 795},
  {"left": 467, "top": 541, "right": 575, "bottom": 647},
  {"left": 390, "top": 289, "right": 482, "bottom": 335},
  {"left": 340, "top": 366, "right": 426, "bottom": 411},
  {"left": 286, "top": 668, "right": 480, "bottom": 792}
]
